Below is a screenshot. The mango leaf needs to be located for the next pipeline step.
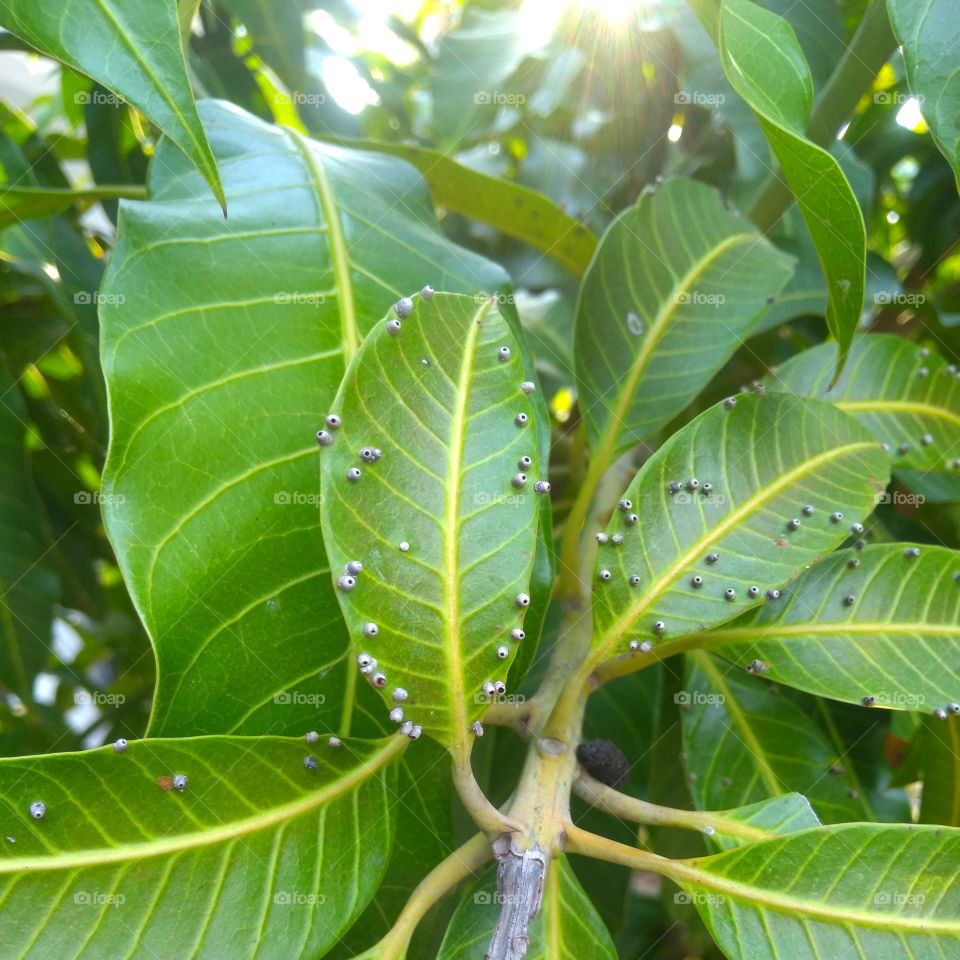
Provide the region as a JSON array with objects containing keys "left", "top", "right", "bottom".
[
  {"left": 218, "top": 0, "right": 306, "bottom": 90},
  {"left": 0, "top": 0, "right": 224, "bottom": 210},
  {"left": 319, "top": 293, "right": 542, "bottom": 752},
  {"left": 707, "top": 544, "right": 960, "bottom": 714},
  {"left": 321, "top": 137, "right": 597, "bottom": 277},
  {"left": 0, "top": 373, "right": 59, "bottom": 699},
  {"left": 717, "top": 0, "right": 866, "bottom": 379},
  {"left": 681, "top": 653, "right": 870, "bottom": 824},
  {"left": 0, "top": 735, "right": 403, "bottom": 958},
  {"left": 771, "top": 334, "right": 960, "bottom": 472},
  {"left": 574, "top": 177, "right": 793, "bottom": 460},
  {"left": 888, "top": 0, "right": 960, "bottom": 188},
  {"left": 437, "top": 858, "right": 616, "bottom": 959},
  {"left": 100, "top": 101, "right": 512, "bottom": 738},
  {"left": 676, "top": 823, "right": 960, "bottom": 958},
  {"left": 589, "top": 393, "right": 889, "bottom": 666}
]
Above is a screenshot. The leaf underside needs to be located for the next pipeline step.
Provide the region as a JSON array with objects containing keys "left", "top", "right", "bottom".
[
  {"left": 591, "top": 392, "right": 889, "bottom": 662},
  {"left": 708, "top": 543, "right": 960, "bottom": 712},
  {"left": 681, "top": 823, "right": 960, "bottom": 959},
  {"left": 0, "top": 736, "right": 401, "bottom": 959},
  {"left": 320, "top": 293, "right": 541, "bottom": 752},
  {"left": 771, "top": 334, "right": 960, "bottom": 473}
]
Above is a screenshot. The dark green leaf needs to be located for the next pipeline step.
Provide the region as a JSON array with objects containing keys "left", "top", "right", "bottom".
[
  {"left": 681, "top": 652, "right": 871, "bottom": 823},
  {"left": 716, "top": 0, "right": 867, "bottom": 379},
  {"left": 319, "top": 293, "right": 542, "bottom": 751}
]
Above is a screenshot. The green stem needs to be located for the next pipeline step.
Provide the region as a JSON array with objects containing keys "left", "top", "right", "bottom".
[{"left": 748, "top": 0, "right": 896, "bottom": 233}]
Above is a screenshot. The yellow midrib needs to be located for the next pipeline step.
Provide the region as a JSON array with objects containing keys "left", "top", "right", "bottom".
[
  {"left": 708, "top": 622, "right": 960, "bottom": 642},
  {"left": 838, "top": 399, "right": 960, "bottom": 429},
  {"left": 670, "top": 851, "right": 960, "bottom": 936},
  {"left": 286, "top": 128, "right": 359, "bottom": 361},
  {"left": 0, "top": 738, "right": 404, "bottom": 874},
  {"left": 445, "top": 302, "right": 490, "bottom": 750},
  {"left": 593, "top": 440, "right": 880, "bottom": 662}
]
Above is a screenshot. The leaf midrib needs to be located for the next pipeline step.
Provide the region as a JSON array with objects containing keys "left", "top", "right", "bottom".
[
  {"left": 445, "top": 301, "right": 491, "bottom": 748},
  {"left": 709, "top": 622, "right": 960, "bottom": 642},
  {"left": 593, "top": 440, "right": 880, "bottom": 662},
  {"left": 0, "top": 737, "right": 403, "bottom": 874},
  {"left": 838, "top": 399, "right": 960, "bottom": 429},
  {"left": 286, "top": 128, "right": 359, "bottom": 361},
  {"left": 671, "top": 847, "right": 960, "bottom": 935}
]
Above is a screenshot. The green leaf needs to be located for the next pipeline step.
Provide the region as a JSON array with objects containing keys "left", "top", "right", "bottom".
[
  {"left": 771, "top": 334, "right": 960, "bottom": 473},
  {"left": 0, "top": 0, "right": 225, "bottom": 210},
  {"left": 706, "top": 544, "right": 960, "bottom": 713},
  {"left": 888, "top": 0, "right": 960, "bottom": 188},
  {"left": 100, "top": 102, "right": 511, "bottom": 738},
  {"left": 320, "top": 138, "right": 598, "bottom": 277},
  {"left": 676, "top": 823, "right": 960, "bottom": 958},
  {"left": 437, "top": 857, "right": 616, "bottom": 959},
  {"left": 0, "top": 373, "right": 59, "bottom": 699},
  {"left": 0, "top": 734, "right": 403, "bottom": 958},
  {"left": 716, "top": 0, "right": 867, "bottom": 380},
  {"left": 319, "top": 293, "right": 542, "bottom": 752},
  {"left": 0, "top": 184, "right": 146, "bottom": 229},
  {"left": 574, "top": 178, "right": 793, "bottom": 460},
  {"left": 681, "top": 652, "right": 871, "bottom": 824},
  {"left": 589, "top": 393, "right": 889, "bottom": 666}
]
